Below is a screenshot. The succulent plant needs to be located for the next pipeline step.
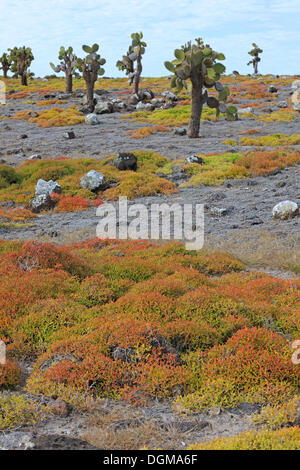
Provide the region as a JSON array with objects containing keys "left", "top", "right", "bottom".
[
  {"left": 50, "top": 46, "right": 78, "bottom": 93},
  {"left": 116, "top": 32, "right": 146, "bottom": 95},
  {"left": 164, "top": 38, "right": 236, "bottom": 138},
  {"left": 77, "top": 44, "right": 106, "bottom": 112},
  {"left": 247, "top": 43, "right": 263, "bottom": 74},
  {"left": 0, "top": 52, "right": 12, "bottom": 78},
  {"left": 8, "top": 46, "right": 34, "bottom": 86}
]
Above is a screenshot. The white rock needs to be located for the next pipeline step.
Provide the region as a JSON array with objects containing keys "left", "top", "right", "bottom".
[
  {"left": 135, "top": 102, "right": 154, "bottom": 111},
  {"left": 272, "top": 200, "right": 299, "bottom": 220},
  {"left": 85, "top": 113, "right": 99, "bottom": 125},
  {"left": 237, "top": 107, "right": 254, "bottom": 114},
  {"left": 94, "top": 101, "right": 113, "bottom": 114},
  {"left": 80, "top": 170, "right": 106, "bottom": 191},
  {"left": 35, "top": 179, "right": 61, "bottom": 196}
]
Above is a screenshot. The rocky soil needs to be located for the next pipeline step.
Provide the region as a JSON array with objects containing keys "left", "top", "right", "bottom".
[{"left": 0, "top": 77, "right": 299, "bottom": 449}]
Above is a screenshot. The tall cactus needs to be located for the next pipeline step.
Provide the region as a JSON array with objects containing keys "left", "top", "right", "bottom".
[
  {"left": 50, "top": 46, "right": 78, "bottom": 93},
  {"left": 77, "top": 44, "right": 106, "bottom": 112},
  {"left": 116, "top": 32, "right": 146, "bottom": 95},
  {"left": 164, "top": 38, "right": 236, "bottom": 138},
  {"left": 0, "top": 52, "right": 11, "bottom": 78},
  {"left": 8, "top": 46, "right": 34, "bottom": 86},
  {"left": 247, "top": 43, "right": 263, "bottom": 74}
]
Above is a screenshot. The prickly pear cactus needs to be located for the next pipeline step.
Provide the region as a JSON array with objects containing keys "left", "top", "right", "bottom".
[
  {"left": 116, "top": 32, "right": 146, "bottom": 94},
  {"left": 50, "top": 46, "right": 78, "bottom": 93},
  {"left": 0, "top": 52, "right": 12, "bottom": 78},
  {"left": 77, "top": 44, "right": 106, "bottom": 112},
  {"left": 164, "top": 38, "right": 236, "bottom": 138},
  {"left": 8, "top": 46, "right": 34, "bottom": 86},
  {"left": 247, "top": 43, "right": 263, "bottom": 74}
]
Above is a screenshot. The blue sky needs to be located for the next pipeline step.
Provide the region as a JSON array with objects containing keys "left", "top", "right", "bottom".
[{"left": 1, "top": 0, "right": 299, "bottom": 77}]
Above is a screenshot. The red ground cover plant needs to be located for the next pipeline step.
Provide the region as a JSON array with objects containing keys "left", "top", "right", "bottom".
[{"left": 0, "top": 238, "right": 297, "bottom": 407}]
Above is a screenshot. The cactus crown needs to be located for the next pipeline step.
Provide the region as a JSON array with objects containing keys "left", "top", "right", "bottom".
[
  {"left": 9, "top": 46, "right": 34, "bottom": 74},
  {"left": 77, "top": 44, "right": 106, "bottom": 77},
  {"left": 50, "top": 46, "right": 78, "bottom": 75},
  {"left": 0, "top": 52, "right": 11, "bottom": 67},
  {"left": 247, "top": 43, "right": 263, "bottom": 65},
  {"left": 116, "top": 32, "right": 146, "bottom": 75},
  {"left": 164, "top": 37, "right": 236, "bottom": 119}
]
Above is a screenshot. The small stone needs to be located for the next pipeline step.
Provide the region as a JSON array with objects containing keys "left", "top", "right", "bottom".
[
  {"left": 277, "top": 101, "right": 287, "bottom": 108},
  {"left": 210, "top": 207, "right": 228, "bottom": 217},
  {"left": 85, "top": 113, "right": 99, "bottom": 125},
  {"left": 20, "top": 134, "right": 28, "bottom": 139},
  {"left": 114, "top": 152, "right": 137, "bottom": 171},
  {"left": 185, "top": 155, "right": 204, "bottom": 164},
  {"left": 162, "top": 91, "right": 178, "bottom": 101},
  {"left": 80, "top": 170, "right": 106, "bottom": 191},
  {"left": 272, "top": 200, "right": 299, "bottom": 220},
  {"left": 63, "top": 131, "right": 75, "bottom": 139},
  {"left": 173, "top": 127, "right": 186, "bottom": 136},
  {"left": 135, "top": 102, "right": 154, "bottom": 111},
  {"left": 209, "top": 406, "right": 221, "bottom": 416},
  {"left": 28, "top": 154, "right": 41, "bottom": 160},
  {"left": 237, "top": 107, "right": 254, "bottom": 114},
  {"left": 48, "top": 399, "right": 70, "bottom": 417}
]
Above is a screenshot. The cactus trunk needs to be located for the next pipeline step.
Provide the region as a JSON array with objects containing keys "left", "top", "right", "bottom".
[
  {"left": 133, "top": 56, "right": 142, "bottom": 95},
  {"left": 254, "top": 61, "right": 258, "bottom": 74},
  {"left": 66, "top": 73, "right": 73, "bottom": 93},
  {"left": 86, "top": 79, "right": 95, "bottom": 112},
  {"left": 188, "top": 83, "right": 203, "bottom": 138},
  {"left": 21, "top": 73, "right": 28, "bottom": 86}
]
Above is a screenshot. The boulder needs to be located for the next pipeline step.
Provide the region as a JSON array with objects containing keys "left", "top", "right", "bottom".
[
  {"left": 35, "top": 179, "right": 61, "bottom": 196},
  {"left": 94, "top": 101, "right": 113, "bottom": 114},
  {"left": 272, "top": 200, "right": 299, "bottom": 220},
  {"left": 80, "top": 170, "right": 106, "bottom": 191},
  {"left": 29, "top": 194, "right": 56, "bottom": 213},
  {"left": 114, "top": 152, "right": 137, "bottom": 171},
  {"left": 268, "top": 86, "right": 278, "bottom": 93},
  {"left": 85, "top": 113, "right": 99, "bottom": 125}
]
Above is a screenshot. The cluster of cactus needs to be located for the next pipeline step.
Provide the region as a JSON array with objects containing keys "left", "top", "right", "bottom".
[
  {"left": 164, "top": 38, "right": 237, "bottom": 138},
  {"left": 50, "top": 46, "right": 80, "bottom": 93},
  {"left": 116, "top": 32, "right": 146, "bottom": 94},
  {"left": 247, "top": 43, "right": 263, "bottom": 74},
  {"left": 0, "top": 52, "right": 12, "bottom": 78},
  {"left": 76, "top": 44, "right": 106, "bottom": 112},
  {"left": 8, "top": 46, "right": 34, "bottom": 86}
]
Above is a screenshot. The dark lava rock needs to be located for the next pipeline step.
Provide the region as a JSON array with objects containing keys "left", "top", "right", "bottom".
[{"left": 114, "top": 152, "right": 137, "bottom": 171}]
